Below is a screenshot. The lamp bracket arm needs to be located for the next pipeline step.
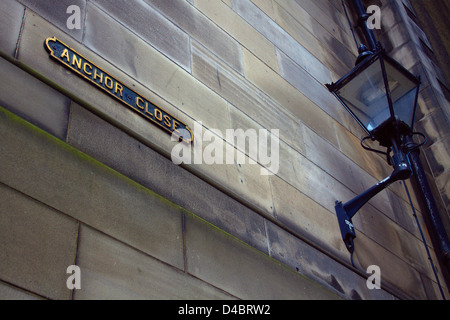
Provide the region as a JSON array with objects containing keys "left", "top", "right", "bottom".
[
  {"left": 335, "top": 175, "right": 392, "bottom": 253},
  {"left": 342, "top": 172, "right": 395, "bottom": 221},
  {"left": 346, "top": 156, "right": 412, "bottom": 219}
]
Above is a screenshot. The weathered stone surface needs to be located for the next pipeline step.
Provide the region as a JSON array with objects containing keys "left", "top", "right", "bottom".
[
  {"left": 276, "top": 48, "right": 360, "bottom": 134},
  {"left": 0, "top": 0, "right": 24, "bottom": 57},
  {"left": 269, "top": 174, "right": 346, "bottom": 257},
  {"left": 435, "top": 172, "right": 449, "bottom": 213},
  {"left": 0, "top": 183, "right": 78, "bottom": 300},
  {"left": 191, "top": 40, "right": 306, "bottom": 156},
  {"left": 290, "top": 0, "right": 356, "bottom": 51},
  {"left": 353, "top": 232, "right": 427, "bottom": 300},
  {"left": 386, "top": 188, "right": 430, "bottom": 240},
  {"left": 75, "top": 225, "right": 235, "bottom": 299},
  {"left": 415, "top": 108, "right": 450, "bottom": 148},
  {"left": 185, "top": 213, "right": 340, "bottom": 300},
  {"left": 18, "top": 9, "right": 274, "bottom": 251},
  {"left": 231, "top": 0, "right": 331, "bottom": 84},
  {"left": 0, "top": 282, "right": 44, "bottom": 300},
  {"left": 66, "top": 103, "right": 270, "bottom": 254},
  {"left": 0, "top": 106, "right": 185, "bottom": 270},
  {"left": 193, "top": 0, "right": 278, "bottom": 71},
  {"left": 144, "top": 0, "right": 243, "bottom": 74},
  {"left": 272, "top": 2, "right": 354, "bottom": 78},
  {"left": 0, "top": 56, "right": 70, "bottom": 140},
  {"left": 265, "top": 221, "right": 395, "bottom": 300},
  {"left": 90, "top": 0, "right": 191, "bottom": 72},
  {"left": 241, "top": 47, "right": 339, "bottom": 148},
  {"left": 276, "top": 139, "right": 356, "bottom": 215},
  {"left": 424, "top": 136, "right": 450, "bottom": 177},
  {"left": 3, "top": 0, "right": 446, "bottom": 300},
  {"left": 381, "top": 22, "right": 414, "bottom": 53}
]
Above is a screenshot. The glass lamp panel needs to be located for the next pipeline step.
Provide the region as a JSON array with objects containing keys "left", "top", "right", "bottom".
[
  {"left": 384, "top": 60, "right": 418, "bottom": 128},
  {"left": 336, "top": 60, "right": 391, "bottom": 132}
]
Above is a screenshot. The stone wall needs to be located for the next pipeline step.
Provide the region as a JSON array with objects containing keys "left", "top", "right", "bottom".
[{"left": 0, "top": 0, "right": 448, "bottom": 300}]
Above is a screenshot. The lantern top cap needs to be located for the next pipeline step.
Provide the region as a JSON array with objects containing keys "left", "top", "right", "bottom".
[{"left": 326, "top": 49, "right": 420, "bottom": 93}]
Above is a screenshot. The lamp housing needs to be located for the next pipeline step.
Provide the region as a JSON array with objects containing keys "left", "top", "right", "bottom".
[{"left": 326, "top": 49, "right": 421, "bottom": 148}]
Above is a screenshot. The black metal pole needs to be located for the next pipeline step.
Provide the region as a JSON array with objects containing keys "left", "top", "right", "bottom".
[
  {"left": 405, "top": 136, "right": 450, "bottom": 285},
  {"left": 351, "top": 0, "right": 378, "bottom": 51}
]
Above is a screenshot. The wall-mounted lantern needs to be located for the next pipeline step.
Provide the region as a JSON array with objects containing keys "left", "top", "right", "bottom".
[{"left": 326, "top": 48, "right": 421, "bottom": 253}]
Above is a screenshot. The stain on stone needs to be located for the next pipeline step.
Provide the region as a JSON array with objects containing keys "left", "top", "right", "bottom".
[
  {"left": 328, "top": 274, "right": 345, "bottom": 294},
  {"left": 350, "top": 289, "right": 362, "bottom": 300}
]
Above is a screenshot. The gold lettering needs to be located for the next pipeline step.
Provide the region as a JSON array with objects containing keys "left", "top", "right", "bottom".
[
  {"left": 115, "top": 82, "right": 123, "bottom": 98},
  {"left": 164, "top": 115, "right": 171, "bottom": 128},
  {"left": 105, "top": 76, "right": 114, "bottom": 90},
  {"left": 145, "top": 103, "right": 153, "bottom": 118},
  {"left": 83, "top": 63, "right": 92, "bottom": 76},
  {"left": 173, "top": 120, "right": 180, "bottom": 132},
  {"left": 155, "top": 109, "right": 163, "bottom": 121},
  {"left": 72, "top": 54, "right": 82, "bottom": 70},
  {"left": 93, "top": 68, "right": 103, "bottom": 84},
  {"left": 47, "top": 38, "right": 193, "bottom": 142},
  {"left": 136, "top": 96, "right": 145, "bottom": 110},
  {"left": 60, "top": 48, "right": 70, "bottom": 62}
]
